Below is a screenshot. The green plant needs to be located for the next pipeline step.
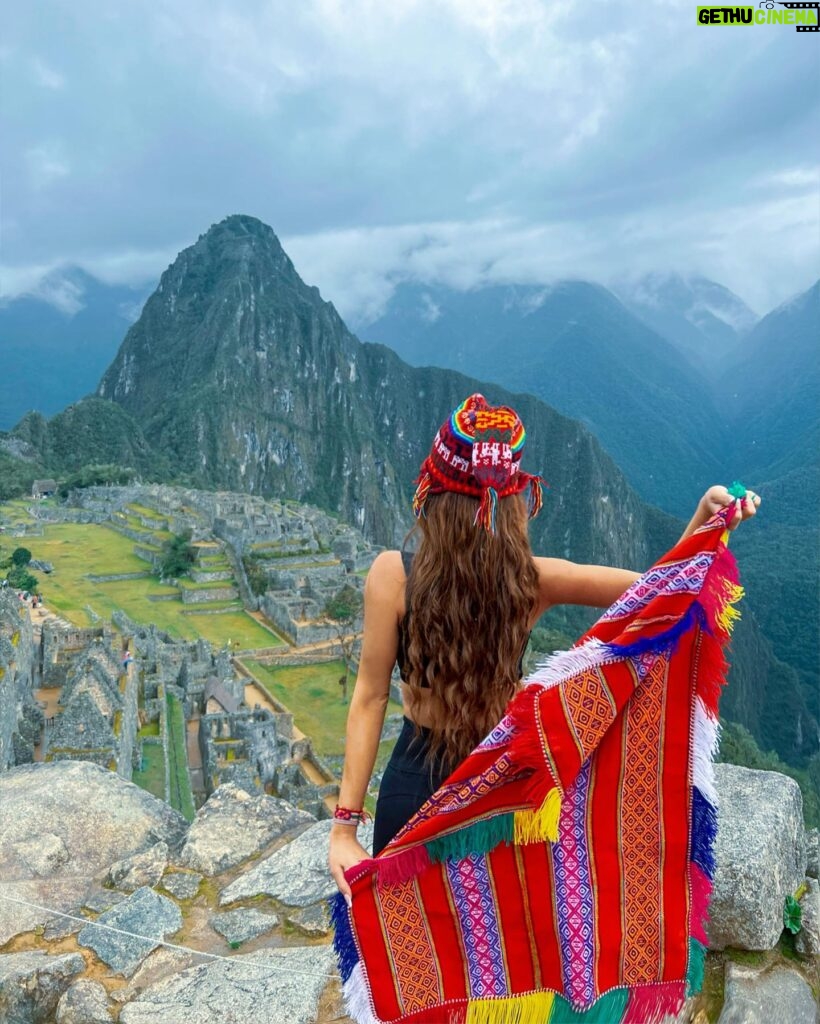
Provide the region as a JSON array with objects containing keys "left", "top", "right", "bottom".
[{"left": 159, "top": 529, "right": 197, "bottom": 580}]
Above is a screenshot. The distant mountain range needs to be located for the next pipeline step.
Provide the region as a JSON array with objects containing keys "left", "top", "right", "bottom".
[
  {"left": 357, "top": 278, "right": 745, "bottom": 511},
  {"left": 612, "top": 273, "right": 759, "bottom": 372},
  {"left": 0, "top": 268, "right": 151, "bottom": 430},
  {"left": 1, "top": 214, "right": 817, "bottom": 775}
]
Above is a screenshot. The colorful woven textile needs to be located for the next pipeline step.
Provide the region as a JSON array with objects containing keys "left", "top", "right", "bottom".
[{"left": 331, "top": 504, "right": 744, "bottom": 1024}]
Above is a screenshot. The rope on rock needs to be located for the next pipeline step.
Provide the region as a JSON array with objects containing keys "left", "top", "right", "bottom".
[{"left": 0, "top": 892, "right": 340, "bottom": 981}]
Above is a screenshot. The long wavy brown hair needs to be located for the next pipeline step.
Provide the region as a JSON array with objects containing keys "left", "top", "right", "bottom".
[{"left": 404, "top": 490, "right": 539, "bottom": 772}]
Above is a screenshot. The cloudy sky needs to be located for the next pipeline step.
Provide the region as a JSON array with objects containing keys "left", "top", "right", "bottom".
[{"left": 2, "top": 0, "right": 819, "bottom": 322}]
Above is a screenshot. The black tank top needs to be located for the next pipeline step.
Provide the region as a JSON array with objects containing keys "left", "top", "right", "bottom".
[{"left": 395, "top": 549, "right": 531, "bottom": 686}]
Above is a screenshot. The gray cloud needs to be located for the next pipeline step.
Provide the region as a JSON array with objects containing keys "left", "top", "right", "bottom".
[{"left": 2, "top": 0, "right": 818, "bottom": 319}]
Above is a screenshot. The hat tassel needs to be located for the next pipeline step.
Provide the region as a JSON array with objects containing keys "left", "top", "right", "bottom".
[
  {"left": 475, "top": 486, "right": 499, "bottom": 534},
  {"left": 527, "top": 476, "right": 545, "bottom": 519},
  {"left": 413, "top": 471, "right": 433, "bottom": 519}
]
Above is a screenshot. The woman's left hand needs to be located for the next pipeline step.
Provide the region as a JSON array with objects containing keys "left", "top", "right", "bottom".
[{"left": 699, "top": 485, "right": 761, "bottom": 530}]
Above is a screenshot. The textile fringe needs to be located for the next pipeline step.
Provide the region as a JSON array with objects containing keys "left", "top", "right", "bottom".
[
  {"left": 685, "top": 939, "right": 707, "bottom": 997},
  {"left": 691, "top": 786, "right": 718, "bottom": 879},
  {"left": 694, "top": 629, "right": 729, "bottom": 718},
  {"left": 698, "top": 542, "right": 743, "bottom": 642},
  {"left": 547, "top": 989, "right": 629, "bottom": 1021},
  {"left": 622, "top": 982, "right": 686, "bottom": 1024},
  {"left": 528, "top": 639, "right": 611, "bottom": 689},
  {"left": 692, "top": 697, "right": 721, "bottom": 808},
  {"left": 374, "top": 844, "right": 432, "bottom": 887},
  {"left": 689, "top": 862, "right": 713, "bottom": 946},
  {"left": 465, "top": 990, "right": 555, "bottom": 1024},
  {"left": 329, "top": 891, "right": 359, "bottom": 983},
  {"left": 343, "top": 962, "right": 384, "bottom": 1024},
  {"left": 427, "top": 815, "right": 515, "bottom": 863},
  {"left": 514, "top": 788, "right": 562, "bottom": 844}
]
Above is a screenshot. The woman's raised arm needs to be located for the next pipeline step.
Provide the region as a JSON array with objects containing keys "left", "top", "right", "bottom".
[{"left": 534, "top": 485, "right": 760, "bottom": 614}]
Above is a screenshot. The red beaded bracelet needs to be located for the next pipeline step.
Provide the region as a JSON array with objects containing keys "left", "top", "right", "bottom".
[{"left": 333, "top": 804, "right": 371, "bottom": 825}]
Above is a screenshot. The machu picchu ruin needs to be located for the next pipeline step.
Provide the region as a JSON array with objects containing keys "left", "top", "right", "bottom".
[{"left": 0, "top": 483, "right": 383, "bottom": 824}]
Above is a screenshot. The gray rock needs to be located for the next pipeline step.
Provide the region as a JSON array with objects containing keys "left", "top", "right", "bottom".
[
  {"left": 78, "top": 885, "right": 182, "bottom": 976},
  {"left": 10, "top": 833, "right": 70, "bottom": 876},
  {"left": 284, "top": 902, "right": 331, "bottom": 937},
  {"left": 82, "top": 889, "right": 129, "bottom": 914},
  {"left": 107, "top": 842, "right": 169, "bottom": 893},
  {"left": 220, "top": 819, "right": 373, "bottom": 908},
  {"left": 178, "top": 783, "right": 314, "bottom": 875},
  {"left": 55, "top": 979, "right": 112, "bottom": 1024},
  {"left": 708, "top": 764, "right": 806, "bottom": 951},
  {"left": 717, "top": 961, "right": 818, "bottom": 1024},
  {"left": 795, "top": 877, "right": 820, "bottom": 957},
  {"left": 807, "top": 828, "right": 819, "bottom": 880},
  {"left": 160, "top": 871, "right": 202, "bottom": 900},
  {"left": 118, "top": 945, "right": 335, "bottom": 1024},
  {"left": 210, "top": 908, "right": 280, "bottom": 945},
  {"left": 110, "top": 948, "right": 198, "bottom": 1005},
  {"left": 0, "top": 762, "right": 187, "bottom": 944},
  {"left": 0, "top": 951, "right": 85, "bottom": 1024}
]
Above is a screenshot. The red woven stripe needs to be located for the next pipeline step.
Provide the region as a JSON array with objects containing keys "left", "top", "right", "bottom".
[
  {"left": 416, "top": 864, "right": 470, "bottom": 1004},
  {"left": 489, "top": 843, "right": 538, "bottom": 994},
  {"left": 519, "top": 842, "right": 564, "bottom": 991},
  {"left": 660, "top": 647, "right": 695, "bottom": 979}
]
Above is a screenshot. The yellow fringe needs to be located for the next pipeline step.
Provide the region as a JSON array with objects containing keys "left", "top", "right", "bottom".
[
  {"left": 513, "top": 789, "right": 561, "bottom": 845},
  {"left": 716, "top": 582, "right": 744, "bottom": 634},
  {"left": 466, "top": 990, "right": 556, "bottom": 1024}
]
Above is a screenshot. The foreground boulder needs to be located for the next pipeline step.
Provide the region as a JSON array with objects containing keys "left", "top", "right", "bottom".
[
  {"left": 55, "top": 979, "right": 113, "bottom": 1024},
  {"left": 0, "top": 951, "right": 84, "bottom": 1024},
  {"left": 78, "top": 886, "right": 183, "bottom": 976},
  {"left": 795, "top": 877, "right": 820, "bottom": 957},
  {"left": 220, "top": 819, "right": 373, "bottom": 908},
  {"left": 177, "top": 783, "right": 314, "bottom": 875},
  {"left": 708, "top": 764, "right": 806, "bottom": 950},
  {"left": 0, "top": 762, "right": 187, "bottom": 944},
  {"left": 107, "top": 842, "right": 169, "bottom": 893},
  {"left": 118, "top": 946, "right": 335, "bottom": 1024},
  {"left": 716, "top": 961, "right": 817, "bottom": 1024}
]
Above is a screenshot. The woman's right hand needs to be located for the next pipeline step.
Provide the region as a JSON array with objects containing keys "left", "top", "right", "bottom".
[
  {"left": 328, "top": 826, "right": 370, "bottom": 906},
  {"left": 698, "top": 485, "right": 761, "bottom": 530}
]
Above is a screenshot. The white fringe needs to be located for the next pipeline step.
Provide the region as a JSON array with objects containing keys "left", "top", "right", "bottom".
[
  {"left": 692, "top": 696, "right": 721, "bottom": 808},
  {"left": 525, "top": 638, "right": 613, "bottom": 689},
  {"left": 343, "top": 962, "right": 385, "bottom": 1024}
]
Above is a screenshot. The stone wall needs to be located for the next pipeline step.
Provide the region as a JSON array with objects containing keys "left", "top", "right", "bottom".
[
  {"left": 199, "top": 708, "right": 292, "bottom": 796},
  {"left": 0, "top": 591, "right": 40, "bottom": 769}
]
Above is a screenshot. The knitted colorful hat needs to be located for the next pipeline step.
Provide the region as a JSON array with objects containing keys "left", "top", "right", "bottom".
[{"left": 412, "top": 393, "right": 546, "bottom": 534}]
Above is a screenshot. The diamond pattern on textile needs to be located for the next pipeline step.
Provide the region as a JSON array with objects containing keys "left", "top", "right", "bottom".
[
  {"left": 378, "top": 879, "right": 441, "bottom": 1014},
  {"left": 552, "top": 760, "right": 596, "bottom": 1007},
  {"left": 602, "top": 555, "right": 713, "bottom": 621},
  {"left": 447, "top": 854, "right": 507, "bottom": 999},
  {"left": 621, "top": 657, "right": 666, "bottom": 984},
  {"left": 479, "top": 715, "right": 516, "bottom": 749},
  {"left": 561, "top": 668, "right": 616, "bottom": 760}
]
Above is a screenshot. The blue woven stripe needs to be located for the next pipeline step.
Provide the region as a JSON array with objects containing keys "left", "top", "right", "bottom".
[{"left": 604, "top": 601, "right": 706, "bottom": 661}]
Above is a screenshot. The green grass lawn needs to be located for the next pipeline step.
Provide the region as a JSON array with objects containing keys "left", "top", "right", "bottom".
[
  {"left": 178, "top": 577, "right": 237, "bottom": 590},
  {"left": 0, "top": 519, "right": 279, "bottom": 648},
  {"left": 133, "top": 742, "right": 165, "bottom": 800},
  {"left": 246, "top": 659, "right": 403, "bottom": 760},
  {"left": 166, "top": 692, "right": 195, "bottom": 821}
]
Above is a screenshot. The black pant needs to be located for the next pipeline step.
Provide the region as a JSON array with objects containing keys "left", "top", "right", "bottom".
[{"left": 372, "top": 717, "right": 449, "bottom": 855}]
